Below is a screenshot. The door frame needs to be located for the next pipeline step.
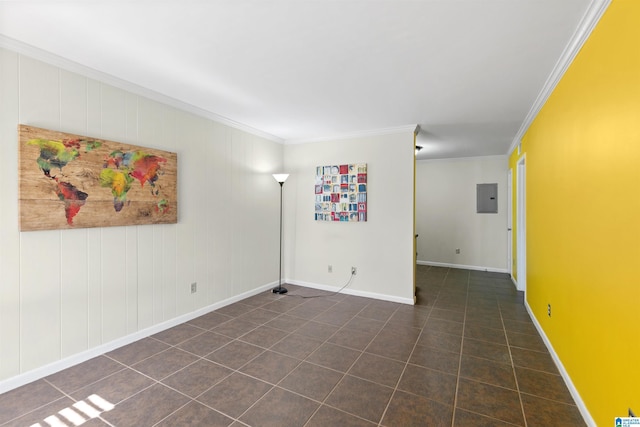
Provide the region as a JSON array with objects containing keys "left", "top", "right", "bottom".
[
  {"left": 507, "top": 168, "right": 513, "bottom": 279},
  {"left": 516, "top": 155, "right": 527, "bottom": 292}
]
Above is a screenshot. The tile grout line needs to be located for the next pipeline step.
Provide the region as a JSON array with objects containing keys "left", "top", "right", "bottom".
[
  {"left": 193, "top": 294, "right": 316, "bottom": 424},
  {"left": 298, "top": 297, "right": 393, "bottom": 426},
  {"left": 211, "top": 290, "right": 373, "bottom": 426},
  {"left": 35, "top": 364, "right": 146, "bottom": 427},
  {"left": 450, "top": 268, "right": 471, "bottom": 427},
  {"left": 96, "top": 301, "right": 282, "bottom": 427},
  {"left": 500, "top": 293, "right": 529, "bottom": 427},
  {"left": 378, "top": 264, "right": 447, "bottom": 426},
  {"left": 149, "top": 293, "right": 307, "bottom": 426}
]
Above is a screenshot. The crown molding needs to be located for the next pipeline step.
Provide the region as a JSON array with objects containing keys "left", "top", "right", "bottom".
[
  {"left": 0, "top": 35, "right": 284, "bottom": 144},
  {"left": 1, "top": 34, "right": 415, "bottom": 147},
  {"left": 507, "top": 0, "right": 611, "bottom": 156},
  {"left": 285, "top": 124, "right": 419, "bottom": 145}
]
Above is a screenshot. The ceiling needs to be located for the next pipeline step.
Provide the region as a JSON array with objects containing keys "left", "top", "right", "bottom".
[{"left": 0, "top": 0, "right": 600, "bottom": 159}]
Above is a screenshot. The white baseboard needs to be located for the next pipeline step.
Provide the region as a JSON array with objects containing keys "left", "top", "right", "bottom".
[
  {"left": 287, "top": 279, "right": 415, "bottom": 305},
  {"left": 510, "top": 274, "right": 521, "bottom": 292},
  {"left": 0, "top": 281, "right": 277, "bottom": 395},
  {"left": 524, "top": 300, "right": 596, "bottom": 427},
  {"left": 0, "top": 278, "right": 413, "bottom": 394},
  {"left": 417, "top": 260, "right": 508, "bottom": 274}
]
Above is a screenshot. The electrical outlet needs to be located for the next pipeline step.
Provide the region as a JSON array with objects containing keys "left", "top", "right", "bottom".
[
  {"left": 547, "top": 303, "right": 551, "bottom": 317},
  {"left": 455, "top": 248, "right": 460, "bottom": 254},
  {"left": 351, "top": 266, "right": 357, "bottom": 275},
  {"left": 191, "top": 282, "right": 197, "bottom": 294},
  {"left": 328, "top": 265, "right": 332, "bottom": 273}
]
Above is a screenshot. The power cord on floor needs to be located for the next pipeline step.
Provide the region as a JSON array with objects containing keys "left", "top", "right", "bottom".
[{"left": 285, "top": 270, "right": 356, "bottom": 299}]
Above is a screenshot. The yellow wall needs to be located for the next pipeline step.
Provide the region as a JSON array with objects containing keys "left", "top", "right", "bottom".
[{"left": 510, "top": 0, "right": 640, "bottom": 424}]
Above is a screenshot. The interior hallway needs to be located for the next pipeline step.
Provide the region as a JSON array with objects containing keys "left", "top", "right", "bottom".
[{"left": 0, "top": 266, "right": 585, "bottom": 426}]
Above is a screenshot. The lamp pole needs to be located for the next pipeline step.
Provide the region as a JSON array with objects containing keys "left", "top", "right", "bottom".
[{"left": 272, "top": 174, "right": 289, "bottom": 294}]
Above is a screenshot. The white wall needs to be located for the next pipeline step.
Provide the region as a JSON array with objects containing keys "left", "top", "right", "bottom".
[
  {"left": 0, "top": 49, "right": 283, "bottom": 385},
  {"left": 283, "top": 130, "right": 416, "bottom": 303},
  {"left": 415, "top": 155, "right": 508, "bottom": 272}
]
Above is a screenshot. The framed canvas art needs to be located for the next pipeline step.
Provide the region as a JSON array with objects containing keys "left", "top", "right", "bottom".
[
  {"left": 314, "top": 163, "right": 367, "bottom": 222},
  {"left": 18, "top": 125, "right": 177, "bottom": 231}
]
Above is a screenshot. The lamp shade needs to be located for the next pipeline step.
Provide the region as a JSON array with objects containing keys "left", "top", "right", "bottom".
[{"left": 272, "top": 173, "right": 289, "bottom": 183}]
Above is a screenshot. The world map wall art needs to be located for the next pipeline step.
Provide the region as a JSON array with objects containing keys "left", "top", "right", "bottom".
[
  {"left": 18, "top": 125, "right": 177, "bottom": 231},
  {"left": 315, "top": 163, "right": 367, "bottom": 222}
]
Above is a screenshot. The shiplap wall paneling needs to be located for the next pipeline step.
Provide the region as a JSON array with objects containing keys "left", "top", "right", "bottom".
[
  {"left": 86, "top": 78, "right": 104, "bottom": 348},
  {"left": 19, "top": 56, "right": 62, "bottom": 372},
  {"left": 99, "top": 85, "right": 131, "bottom": 344},
  {"left": 123, "top": 93, "right": 140, "bottom": 334},
  {"left": 189, "top": 116, "right": 211, "bottom": 312},
  {"left": 174, "top": 111, "right": 197, "bottom": 316},
  {"left": 125, "top": 227, "right": 139, "bottom": 334},
  {"left": 0, "top": 48, "right": 284, "bottom": 387},
  {"left": 208, "top": 122, "right": 233, "bottom": 304},
  {"left": 137, "top": 225, "right": 155, "bottom": 330},
  {"left": 87, "top": 228, "right": 103, "bottom": 348},
  {"left": 0, "top": 49, "right": 21, "bottom": 379},
  {"left": 137, "top": 98, "right": 164, "bottom": 329},
  {"left": 59, "top": 70, "right": 89, "bottom": 358}
]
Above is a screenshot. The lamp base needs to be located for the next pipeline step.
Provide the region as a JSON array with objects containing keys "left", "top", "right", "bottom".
[{"left": 272, "top": 286, "right": 288, "bottom": 294}]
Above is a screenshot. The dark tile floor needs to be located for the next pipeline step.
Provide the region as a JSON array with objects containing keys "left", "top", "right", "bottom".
[{"left": 0, "top": 266, "right": 586, "bottom": 426}]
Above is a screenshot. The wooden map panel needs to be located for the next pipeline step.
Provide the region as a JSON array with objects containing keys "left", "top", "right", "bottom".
[{"left": 18, "top": 125, "right": 177, "bottom": 231}]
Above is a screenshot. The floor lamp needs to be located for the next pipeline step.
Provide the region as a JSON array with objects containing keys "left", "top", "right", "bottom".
[{"left": 272, "top": 173, "right": 289, "bottom": 294}]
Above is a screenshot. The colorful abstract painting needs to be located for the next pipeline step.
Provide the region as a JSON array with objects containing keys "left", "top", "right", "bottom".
[
  {"left": 18, "top": 125, "right": 177, "bottom": 231},
  {"left": 314, "top": 164, "right": 367, "bottom": 222}
]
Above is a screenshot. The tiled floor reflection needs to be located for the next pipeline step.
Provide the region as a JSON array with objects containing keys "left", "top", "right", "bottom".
[{"left": 0, "top": 267, "right": 586, "bottom": 426}]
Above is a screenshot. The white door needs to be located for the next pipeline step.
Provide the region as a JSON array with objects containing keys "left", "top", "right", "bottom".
[{"left": 516, "top": 156, "right": 526, "bottom": 292}]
